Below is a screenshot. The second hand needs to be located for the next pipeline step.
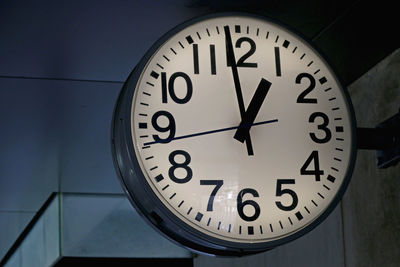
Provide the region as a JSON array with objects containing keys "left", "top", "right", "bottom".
[{"left": 143, "top": 119, "right": 278, "bottom": 146}]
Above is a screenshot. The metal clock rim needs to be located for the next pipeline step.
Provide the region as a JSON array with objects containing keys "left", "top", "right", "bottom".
[{"left": 111, "top": 11, "right": 358, "bottom": 256}]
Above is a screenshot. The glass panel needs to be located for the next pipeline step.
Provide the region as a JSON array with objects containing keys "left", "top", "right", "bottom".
[
  {"left": 3, "top": 195, "right": 60, "bottom": 267},
  {"left": 61, "top": 193, "right": 192, "bottom": 258}
]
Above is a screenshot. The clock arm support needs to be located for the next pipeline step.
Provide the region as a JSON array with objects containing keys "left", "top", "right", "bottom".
[{"left": 356, "top": 109, "right": 400, "bottom": 168}]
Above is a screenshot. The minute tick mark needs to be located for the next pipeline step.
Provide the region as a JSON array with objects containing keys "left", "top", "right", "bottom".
[
  {"left": 187, "top": 207, "right": 193, "bottom": 215},
  {"left": 304, "top": 206, "right": 310, "bottom": 214},
  {"left": 312, "top": 200, "right": 318, "bottom": 207},
  {"left": 323, "top": 184, "right": 331, "bottom": 190},
  {"left": 162, "top": 184, "right": 169, "bottom": 190}
]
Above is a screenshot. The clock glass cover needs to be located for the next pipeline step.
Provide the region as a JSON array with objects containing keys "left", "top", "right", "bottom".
[{"left": 112, "top": 13, "right": 356, "bottom": 255}]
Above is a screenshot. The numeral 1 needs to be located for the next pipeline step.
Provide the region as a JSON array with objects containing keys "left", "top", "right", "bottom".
[{"left": 274, "top": 47, "right": 281, "bottom": 77}]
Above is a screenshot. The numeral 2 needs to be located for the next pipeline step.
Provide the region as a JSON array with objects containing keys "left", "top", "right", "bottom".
[
  {"left": 235, "top": 37, "right": 257, "bottom": 68},
  {"left": 296, "top": 72, "right": 317, "bottom": 103}
]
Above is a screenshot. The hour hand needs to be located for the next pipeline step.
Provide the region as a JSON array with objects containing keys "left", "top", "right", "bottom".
[{"left": 234, "top": 78, "right": 271, "bottom": 142}]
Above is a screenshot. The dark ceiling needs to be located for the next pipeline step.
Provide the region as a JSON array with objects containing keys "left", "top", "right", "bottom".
[
  {"left": 184, "top": 0, "right": 399, "bottom": 86},
  {"left": 0, "top": 0, "right": 398, "bottom": 86}
]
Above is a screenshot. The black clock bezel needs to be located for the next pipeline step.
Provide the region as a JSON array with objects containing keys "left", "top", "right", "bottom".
[{"left": 111, "top": 11, "right": 357, "bottom": 256}]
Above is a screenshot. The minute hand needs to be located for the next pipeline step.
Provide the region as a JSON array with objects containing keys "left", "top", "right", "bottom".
[
  {"left": 224, "top": 25, "right": 254, "bottom": 155},
  {"left": 234, "top": 78, "right": 272, "bottom": 143}
]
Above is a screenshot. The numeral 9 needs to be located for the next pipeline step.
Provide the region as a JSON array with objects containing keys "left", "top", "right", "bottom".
[{"left": 151, "top": 110, "right": 176, "bottom": 143}]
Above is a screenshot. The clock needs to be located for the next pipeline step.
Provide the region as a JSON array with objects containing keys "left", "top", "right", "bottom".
[{"left": 112, "top": 12, "right": 357, "bottom": 256}]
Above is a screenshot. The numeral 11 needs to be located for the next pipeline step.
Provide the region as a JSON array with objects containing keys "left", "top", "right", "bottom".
[{"left": 193, "top": 44, "right": 216, "bottom": 75}]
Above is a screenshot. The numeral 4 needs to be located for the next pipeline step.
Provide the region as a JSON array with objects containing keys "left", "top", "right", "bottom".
[{"left": 300, "top": 151, "right": 324, "bottom": 181}]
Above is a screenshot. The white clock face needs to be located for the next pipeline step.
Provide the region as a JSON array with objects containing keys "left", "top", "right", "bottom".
[{"left": 129, "top": 15, "right": 355, "bottom": 244}]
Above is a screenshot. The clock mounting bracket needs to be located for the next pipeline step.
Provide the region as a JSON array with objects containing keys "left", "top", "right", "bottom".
[{"left": 357, "top": 108, "right": 400, "bottom": 168}]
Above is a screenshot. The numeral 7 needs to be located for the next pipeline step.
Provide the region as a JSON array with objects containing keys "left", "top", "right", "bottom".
[{"left": 200, "top": 180, "right": 223, "bottom": 211}]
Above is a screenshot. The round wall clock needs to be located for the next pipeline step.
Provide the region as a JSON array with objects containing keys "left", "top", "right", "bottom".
[{"left": 112, "top": 12, "right": 357, "bottom": 256}]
